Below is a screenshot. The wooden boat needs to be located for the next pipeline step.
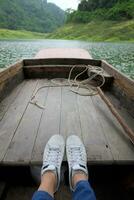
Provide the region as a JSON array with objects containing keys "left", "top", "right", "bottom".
[
  {"left": 0, "top": 48, "right": 134, "bottom": 167},
  {"left": 0, "top": 48, "right": 134, "bottom": 200}
]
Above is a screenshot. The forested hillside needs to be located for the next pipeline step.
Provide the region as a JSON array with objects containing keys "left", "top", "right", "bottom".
[
  {"left": 0, "top": 0, "right": 133, "bottom": 41},
  {"left": 0, "top": 0, "right": 65, "bottom": 33},
  {"left": 47, "top": 0, "right": 134, "bottom": 42},
  {"left": 67, "top": 0, "right": 134, "bottom": 23}
]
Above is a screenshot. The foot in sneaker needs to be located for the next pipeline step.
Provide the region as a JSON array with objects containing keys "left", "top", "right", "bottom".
[
  {"left": 66, "top": 135, "right": 88, "bottom": 191},
  {"left": 41, "top": 135, "right": 65, "bottom": 192}
]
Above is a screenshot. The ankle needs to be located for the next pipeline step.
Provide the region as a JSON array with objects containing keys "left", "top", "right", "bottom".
[
  {"left": 38, "top": 171, "right": 56, "bottom": 197},
  {"left": 72, "top": 170, "right": 88, "bottom": 188}
]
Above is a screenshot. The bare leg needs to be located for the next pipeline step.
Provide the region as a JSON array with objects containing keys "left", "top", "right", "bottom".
[
  {"left": 38, "top": 171, "right": 56, "bottom": 197},
  {"left": 32, "top": 135, "right": 65, "bottom": 200},
  {"left": 72, "top": 170, "right": 88, "bottom": 188},
  {"left": 66, "top": 135, "right": 96, "bottom": 200}
]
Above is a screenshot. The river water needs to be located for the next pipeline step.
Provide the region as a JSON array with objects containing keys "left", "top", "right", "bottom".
[{"left": 0, "top": 39, "right": 134, "bottom": 79}]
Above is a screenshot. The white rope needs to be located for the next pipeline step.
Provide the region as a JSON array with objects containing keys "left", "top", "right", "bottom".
[
  {"left": 67, "top": 65, "right": 105, "bottom": 96},
  {"left": 29, "top": 65, "right": 105, "bottom": 109}
]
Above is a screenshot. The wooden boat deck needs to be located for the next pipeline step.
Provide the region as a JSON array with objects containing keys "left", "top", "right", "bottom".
[{"left": 0, "top": 79, "right": 134, "bottom": 166}]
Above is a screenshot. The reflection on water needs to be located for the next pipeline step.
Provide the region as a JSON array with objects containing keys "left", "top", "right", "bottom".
[{"left": 0, "top": 39, "right": 134, "bottom": 79}]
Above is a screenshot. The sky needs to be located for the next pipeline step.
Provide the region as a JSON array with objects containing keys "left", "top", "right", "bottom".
[{"left": 47, "top": 0, "right": 79, "bottom": 10}]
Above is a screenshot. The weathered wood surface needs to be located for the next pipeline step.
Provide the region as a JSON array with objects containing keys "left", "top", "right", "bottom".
[
  {"left": 23, "top": 58, "right": 101, "bottom": 67},
  {"left": 23, "top": 65, "right": 113, "bottom": 89},
  {"left": 106, "top": 92, "right": 134, "bottom": 132},
  {"left": 0, "top": 79, "right": 134, "bottom": 165},
  {"left": 24, "top": 65, "right": 89, "bottom": 79},
  {"left": 0, "top": 61, "right": 24, "bottom": 102},
  {"left": 31, "top": 85, "right": 61, "bottom": 164},
  {"left": 102, "top": 60, "right": 134, "bottom": 98},
  {"left": 4, "top": 80, "right": 49, "bottom": 165},
  {"left": 97, "top": 87, "right": 134, "bottom": 144},
  {"left": 35, "top": 48, "right": 92, "bottom": 59},
  {"left": 0, "top": 61, "right": 23, "bottom": 83},
  {"left": 0, "top": 80, "right": 37, "bottom": 162},
  {"left": 60, "top": 87, "right": 82, "bottom": 161},
  {"left": 101, "top": 60, "right": 134, "bottom": 117},
  {"left": 77, "top": 94, "right": 113, "bottom": 162},
  {"left": 92, "top": 95, "right": 134, "bottom": 162},
  {"left": 23, "top": 56, "right": 134, "bottom": 118},
  {"left": 60, "top": 87, "right": 81, "bottom": 139},
  {"left": 0, "top": 82, "right": 25, "bottom": 121}
]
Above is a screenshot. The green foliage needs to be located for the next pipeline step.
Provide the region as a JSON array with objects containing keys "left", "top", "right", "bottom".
[
  {"left": 68, "top": 0, "right": 134, "bottom": 23},
  {"left": 0, "top": 19, "right": 134, "bottom": 42},
  {"left": 59, "top": 0, "right": 134, "bottom": 42},
  {"left": 47, "top": 20, "right": 134, "bottom": 42},
  {"left": 78, "top": 0, "right": 118, "bottom": 11},
  {"left": 0, "top": 0, "right": 65, "bottom": 33},
  {"left": 106, "top": 1, "right": 134, "bottom": 20},
  {"left": 66, "top": 11, "right": 92, "bottom": 23},
  {"left": 0, "top": 28, "right": 47, "bottom": 39}
]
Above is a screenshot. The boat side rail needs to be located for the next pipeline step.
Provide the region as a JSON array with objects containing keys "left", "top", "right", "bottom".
[
  {"left": 0, "top": 61, "right": 24, "bottom": 102},
  {"left": 102, "top": 60, "right": 134, "bottom": 118}
]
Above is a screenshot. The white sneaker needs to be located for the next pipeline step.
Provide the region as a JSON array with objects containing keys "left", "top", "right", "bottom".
[
  {"left": 41, "top": 135, "right": 65, "bottom": 192},
  {"left": 66, "top": 135, "right": 88, "bottom": 191}
]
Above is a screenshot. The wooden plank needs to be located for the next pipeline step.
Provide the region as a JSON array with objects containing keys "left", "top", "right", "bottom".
[
  {"left": 0, "top": 69, "right": 24, "bottom": 102},
  {"left": 24, "top": 64, "right": 89, "bottom": 68},
  {"left": 4, "top": 80, "right": 49, "bottom": 165},
  {"left": 60, "top": 87, "right": 82, "bottom": 161},
  {"left": 35, "top": 48, "right": 92, "bottom": 59},
  {"left": 97, "top": 87, "right": 134, "bottom": 144},
  {"left": 24, "top": 65, "right": 89, "bottom": 79},
  {"left": 111, "top": 84, "right": 134, "bottom": 118},
  {"left": 0, "top": 61, "right": 24, "bottom": 102},
  {"left": 0, "top": 81, "right": 25, "bottom": 121},
  {"left": 77, "top": 95, "right": 113, "bottom": 163},
  {"left": 31, "top": 86, "right": 61, "bottom": 164},
  {"left": 60, "top": 87, "right": 82, "bottom": 139},
  {"left": 0, "top": 80, "right": 38, "bottom": 162},
  {"left": 0, "top": 61, "right": 23, "bottom": 82},
  {"left": 106, "top": 92, "right": 134, "bottom": 132},
  {"left": 101, "top": 60, "right": 134, "bottom": 98},
  {"left": 92, "top": 95, "right": 134, "bottom": 163},
  {"left": 23, "top": 58, "right": 101, "bottom": 67},
  {"left": 102, "top": 60, "right": 134, "bottom": 117}
]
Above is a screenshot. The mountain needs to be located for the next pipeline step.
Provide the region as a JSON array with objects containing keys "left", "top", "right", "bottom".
[{"left": 0, "top": 0, "right": 65, "bottom": 33}]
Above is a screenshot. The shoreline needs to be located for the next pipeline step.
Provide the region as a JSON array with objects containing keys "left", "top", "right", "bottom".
[{"left": 0, "top": 19, "right": 134, "bottom": 42}]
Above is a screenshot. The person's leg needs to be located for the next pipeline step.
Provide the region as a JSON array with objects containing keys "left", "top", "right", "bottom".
[
  {"left": 32, "top": 135, "right": 65, "bottom": 200},
  {"left": 38, "top": 171, "right": 56, "bottom": 197},
  {"left": 72, "top": 173, "right": 96, "bottom": 200},
  {"left": 32, "top": 172, "right": 56, "bottom": 200},
  {"left": 66, "top": 135, "right": 96, "bottom": 200}
]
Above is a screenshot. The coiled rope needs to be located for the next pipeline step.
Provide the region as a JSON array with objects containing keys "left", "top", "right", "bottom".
[{"left": 30, "top": 65, "right": 105, "bottom": 109}]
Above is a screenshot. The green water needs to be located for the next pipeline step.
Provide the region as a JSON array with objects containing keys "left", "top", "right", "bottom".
[{"left": 0, "top": 40, "right": 134, "bottom": 79}]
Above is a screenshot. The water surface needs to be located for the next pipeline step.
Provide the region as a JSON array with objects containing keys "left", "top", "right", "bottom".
[{"left": 0, "top": 39, "right": 133, "bottom": 79}]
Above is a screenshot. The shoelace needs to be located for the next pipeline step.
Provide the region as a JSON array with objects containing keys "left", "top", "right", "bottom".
[
  {"left": 69, "top": 146, "right": 84, "bottom": 166},
  {"left": 45, "top": 146, "right": 61, "bottom": 167}
]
